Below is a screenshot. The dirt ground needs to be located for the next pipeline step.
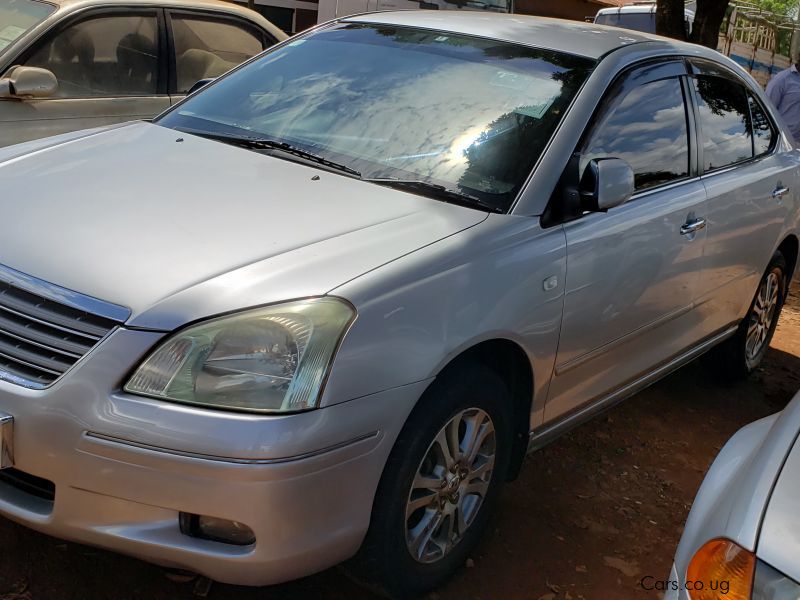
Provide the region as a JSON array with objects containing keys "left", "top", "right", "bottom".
[{"left": 2, "top": 284, "right": 799, "bottom": 600}]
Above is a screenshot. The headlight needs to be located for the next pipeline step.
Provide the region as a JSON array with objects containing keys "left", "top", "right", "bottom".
[
  {"left": 124, "top": 298, "right": 354, "bottom": 413},
  {"left": 752, "top": 559, "right": 800, "bottom": 600}
]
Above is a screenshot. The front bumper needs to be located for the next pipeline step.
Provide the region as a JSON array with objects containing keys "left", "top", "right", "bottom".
[{"left": 0, "top": 328, "right": 425, "bottom": 585}]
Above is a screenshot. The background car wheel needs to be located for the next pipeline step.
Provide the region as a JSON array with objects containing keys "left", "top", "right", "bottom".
[
  {"left": 349, "top": 364, "right": 513, "bottom": 598},
  {"left": 712, "top": 252, "right": 787, "bottom": 380}
]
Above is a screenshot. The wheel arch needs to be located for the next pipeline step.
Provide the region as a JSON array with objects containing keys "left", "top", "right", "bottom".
[{"left": 433, "top": 338, "right": 534, "bottom": 481}]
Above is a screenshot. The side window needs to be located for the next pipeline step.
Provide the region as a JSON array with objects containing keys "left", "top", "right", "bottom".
[
  {"left": 748, "top": 93, "right": 775, "bottom": 157},
  {"left": 23, "top": 14, "right": 158, "bottom": 98},
  {"left": 172, "top": 15, "right": 266, "bottom": 94},
  {"left": 582, "top": 76, "right": 689, "bottom": 192},
  {"left": 692, "top": 75, "right": 752, "bottom": 171}
]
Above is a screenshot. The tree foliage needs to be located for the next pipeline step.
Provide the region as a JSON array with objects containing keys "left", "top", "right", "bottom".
[{"left": 748, "top": 0, "right": 799, "bottom": 18}]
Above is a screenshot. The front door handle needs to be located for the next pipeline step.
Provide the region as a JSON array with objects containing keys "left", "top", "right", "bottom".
[
  {"left": 680, "top": 218, "right": 707, "bottom": 235},
  {"left": 773, "top": 186, "right": 790, "bottom": 199}
]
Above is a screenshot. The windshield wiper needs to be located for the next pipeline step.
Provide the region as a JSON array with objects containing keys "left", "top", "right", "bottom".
[
  {"left": 182, "top": 129, "right": 362, "bottom": 178},
  {"left": 364, "top": 178, "right": 503, "bottom": 213}
]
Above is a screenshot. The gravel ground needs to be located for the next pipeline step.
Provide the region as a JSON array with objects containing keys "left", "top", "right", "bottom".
[{"left": 2, "top": 283, "right": 799, "bottom": 600}]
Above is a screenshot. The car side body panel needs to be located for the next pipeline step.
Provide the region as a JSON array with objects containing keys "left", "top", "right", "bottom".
[
  {"left": 0, "top": 96, "right": 171, "bottom": 146},
  {"left": 545, "top": 180, "right": 708, "bottom": 420},
  {"left": 695, "top": 151, "right": 800, "bottom": 335},
  {"left": 324, "top": 214, "right": 566, "bottom": 426},
  {"left": 758, "top": 431, "right": 800, "bottom": 580}
]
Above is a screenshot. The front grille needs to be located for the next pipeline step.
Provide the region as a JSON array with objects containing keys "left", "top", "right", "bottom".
[
  {"left": 0, "top": 266, "right": 127, "bottom": 388},
  {"left": 0, "top": 468, "right": 55, "bottom": 502}
]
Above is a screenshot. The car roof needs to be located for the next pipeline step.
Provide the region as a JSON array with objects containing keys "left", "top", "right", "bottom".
[{"left": 344, "top": 11, "right": 685, "bottom": 60}]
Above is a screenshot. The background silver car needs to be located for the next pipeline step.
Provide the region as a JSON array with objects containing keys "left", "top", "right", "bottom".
[
  {"left": 666, "top": 390, "right": 800, "bottom": 600},
  {"left": 0, "top": 0, "right": 286, "bottom": 147},
  {"left": 0, "top": 11, "right": 798, "bottom": 598}
]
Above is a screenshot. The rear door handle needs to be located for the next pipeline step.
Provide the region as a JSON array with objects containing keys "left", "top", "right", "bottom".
[
  {"left": 680, "top": 218, "right": 707, "bottom": 235},
  {"left": 773, "top": 186, "right": 789, "bottom": 199}
]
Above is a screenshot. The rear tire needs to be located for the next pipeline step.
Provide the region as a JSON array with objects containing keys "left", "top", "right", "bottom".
[
  {"left": 712, "top": 252, "right": 787, "bottom": 380},
  {"left": 349, "top": 364, "right": 513, "bottom": 598}
]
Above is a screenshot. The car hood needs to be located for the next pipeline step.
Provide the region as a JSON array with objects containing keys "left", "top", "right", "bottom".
[
  {"left": 758, "top": 430, "right": 800, "bottom": 580},
  {"left": 0, "top": 122, "right": 486, "bottom": 330}
]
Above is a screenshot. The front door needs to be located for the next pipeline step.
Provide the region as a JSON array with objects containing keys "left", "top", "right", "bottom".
[
  {"left": 545, "top": 61, "right": 708, "bottom": 421},
  {"left": 0, "top": 8, "right": 170, "bottom": 147}
]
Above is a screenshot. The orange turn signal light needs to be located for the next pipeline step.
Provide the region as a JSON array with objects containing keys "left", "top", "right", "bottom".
[{"left": 686, "top": 538, "right": 755, "bottom": 600}]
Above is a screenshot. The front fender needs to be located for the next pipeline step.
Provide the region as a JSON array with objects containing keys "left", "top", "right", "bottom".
[{"left": 322, "top": 213, "right": 567, "bottom": 429}]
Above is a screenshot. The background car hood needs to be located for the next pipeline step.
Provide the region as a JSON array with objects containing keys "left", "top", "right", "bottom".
[
  {"left": 0, "top": 122, "right": 486, "bottom": 329},
  {"left": 757, "top": 431, "right": 800, "bottom": 580}
]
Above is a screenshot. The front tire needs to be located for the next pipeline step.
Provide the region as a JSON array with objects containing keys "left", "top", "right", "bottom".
[
  {"left": 350, "top": 364, "right": 513, "bottom": 598},
  {"left": 713, "top": 252, "right": 787, "bottom": 379}
]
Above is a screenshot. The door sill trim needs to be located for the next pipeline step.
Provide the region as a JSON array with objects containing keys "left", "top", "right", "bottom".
[{"left": 529, "top": 323, "right": 738, "bottom": 452}]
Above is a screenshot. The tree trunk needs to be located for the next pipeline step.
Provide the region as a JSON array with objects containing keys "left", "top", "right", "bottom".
[
  {"left": 656, "top": 0, "right": 687, "bottom": 41},
  {"left": 690, "top": 0, "right": 731, "bottom": 49}
]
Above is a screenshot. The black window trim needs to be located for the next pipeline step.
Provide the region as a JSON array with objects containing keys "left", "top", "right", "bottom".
[
  {"left": 747, "top": 90, "right": 779, "bottom": 158},
  {"left": 686, "top": 57, "right": 781, "bottom": 178},
  {"left": 5, "top": 5, "right": 169, "bottom": 99},
  {"left": 164, "top": 8, "right": 278, "bottom": 96}
]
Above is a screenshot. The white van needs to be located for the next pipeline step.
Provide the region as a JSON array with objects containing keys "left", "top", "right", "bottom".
[{"left": 594, "top": 2, "right": 694, "bottom": 36}]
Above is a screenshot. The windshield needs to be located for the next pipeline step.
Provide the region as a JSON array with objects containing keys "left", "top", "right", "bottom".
[
  {"left": 158, "top": 24, "right": 593, "bottom": 212},
  {"left": 0, "top": 0, "right": 54, "bottom": 53}
]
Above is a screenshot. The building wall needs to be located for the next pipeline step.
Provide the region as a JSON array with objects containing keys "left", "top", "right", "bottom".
[{"left": 515, "top": 0, "right": 604, "bottom": 21}]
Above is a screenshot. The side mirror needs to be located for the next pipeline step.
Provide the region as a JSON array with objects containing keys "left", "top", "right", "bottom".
[
  {"left": 580, "top": 158, "right": 634, "bottom": 212},
  {"left": 0, "top": 66, "right": 58, "bottom": 99},
  {"left": 187, "top": 78, "right": 215, "bottom": 95}
]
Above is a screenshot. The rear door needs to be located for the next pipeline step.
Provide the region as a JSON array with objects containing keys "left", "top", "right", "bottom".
[
  {"left": 0, "top": 7, "right": 169, "bottom": 146},
  {"left": 166, "top": 10, "right": 276, "bottom": 102},
  {"left": 545, "top": 60, "right": 709, "bottom": 421},
  {"left": 687, "top": 59, "right": 798, "bottom": 337}
]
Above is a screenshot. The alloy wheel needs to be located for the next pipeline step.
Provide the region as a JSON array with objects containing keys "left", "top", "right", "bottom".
[
  {"left": 405, "top": 407, "right": 496, "bottom": 564},
  {"left": 746, "top": 271, "right": 781, "bottom": 364}
]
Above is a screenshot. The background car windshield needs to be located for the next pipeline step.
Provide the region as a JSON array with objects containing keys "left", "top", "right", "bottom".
[
  {"left": 158, "top": 24, "right": 593, "bottom": 211},
  {"left": 0, "top": 0, "right": 54, "bottom": 52}
]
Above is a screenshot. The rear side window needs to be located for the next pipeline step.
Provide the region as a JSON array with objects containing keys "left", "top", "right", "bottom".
[
  {"left": 581, "top": 76, "right": 689, "bottom": 191},
  {"left": 692, "top": 75, "right": 752, "bottom": 171},
  {"left": 171, "top": 15, "right": 266, "bottom": 94},
  {"left": 748, "top": 92, "right": 775, "bottom": 157}
]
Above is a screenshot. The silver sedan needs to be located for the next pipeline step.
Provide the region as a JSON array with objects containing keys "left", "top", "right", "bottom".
[{"left": 0, "top": 11, "right": 798, "bottom": 597}]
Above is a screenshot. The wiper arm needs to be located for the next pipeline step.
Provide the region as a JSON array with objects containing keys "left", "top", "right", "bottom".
[
  {"left": 364, "top": 178, "right": 503, "bottom": 213},
  {"left": 182, "top": 129, "right": 362, "bottom": 178}
]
